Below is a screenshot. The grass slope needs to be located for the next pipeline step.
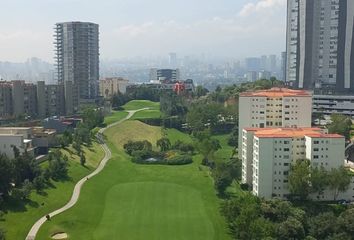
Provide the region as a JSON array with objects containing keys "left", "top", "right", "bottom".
[
  {"left": 130, "top": 109, "right": 161, "bottom": 120},
  {"left": 0, "top": 142, "right": 104, "bottom": 240},
  {"left": 123, "top": 100, "right": 160, "bottom": 111},
  {"left": 36, "top": 120, "right": 230, "bottom": 240},
  {"left": 213, "top": 134, "right": 234, "bottom": 163},
  {"left": 104, "top": 111, "right": 129, "bottom": 126}
]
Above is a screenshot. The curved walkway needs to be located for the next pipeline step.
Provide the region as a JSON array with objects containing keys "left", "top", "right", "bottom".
[{"left": 25, "top": 108, "right": 148, "bottom": 240}]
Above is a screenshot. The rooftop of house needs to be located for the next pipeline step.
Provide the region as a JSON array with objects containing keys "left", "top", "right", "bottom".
[
  {"left": 239, "top": 87, "right": 311, "bottom": 98},
  {"left": 244, "top": 127, "right": 343, "bottom": 139}
]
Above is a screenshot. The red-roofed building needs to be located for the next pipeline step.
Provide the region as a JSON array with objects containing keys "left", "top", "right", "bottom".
[
  {"left": 241, "top": 127, "right": 353, "bottom": 201},
  {"left": 238, "top": 88, "right": 312, "bottom": 157}
]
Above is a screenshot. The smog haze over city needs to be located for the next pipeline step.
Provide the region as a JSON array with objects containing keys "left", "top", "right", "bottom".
[{"left": 0, "top": 0, "right": 286, "bottom": 62}]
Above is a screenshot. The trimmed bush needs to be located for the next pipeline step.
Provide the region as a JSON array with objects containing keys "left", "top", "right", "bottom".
[
  {"left": 172, "top": 140, "right": 195, "bottom": 154},
  {"left": 124, "top": 140, "right": 152, "bottom": 155},
  {"left": 165, "top": 154, "right": 193, "bottom": 165}
]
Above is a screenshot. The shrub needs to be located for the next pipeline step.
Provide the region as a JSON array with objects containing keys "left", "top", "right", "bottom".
[
  {"left": 131, "top": 149, "right": 154, "bottom": 163},
  {"left": 124, "top": 140, "right": 152, "bottom": 155},
  {"left": 172, "top": 140, "right": 195, "bottom": 153},
  {"left": 165, "top": 154, "right": 193, "bottom": 165}
]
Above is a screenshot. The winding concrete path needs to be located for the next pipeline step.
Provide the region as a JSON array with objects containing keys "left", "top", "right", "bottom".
[{"left": 25, "top": 108, "right": 148, "bottom": 240}]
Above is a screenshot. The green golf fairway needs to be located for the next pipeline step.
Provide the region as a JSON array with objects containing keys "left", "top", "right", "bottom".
[{"left": 36, "top": 117, "right": 229, "bottom": 239}]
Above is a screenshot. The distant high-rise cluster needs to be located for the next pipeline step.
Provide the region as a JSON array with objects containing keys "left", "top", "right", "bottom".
[
  {"left": 286, "top": 0, "right": 354, "bottom": 93},
  {"left": 55, "top": 22, "right": 99, "bottom": 109}
]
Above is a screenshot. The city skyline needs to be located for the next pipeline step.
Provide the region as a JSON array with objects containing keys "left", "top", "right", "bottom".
[{"left": 0, "top": 0, "right": 286, "bottom": 62}]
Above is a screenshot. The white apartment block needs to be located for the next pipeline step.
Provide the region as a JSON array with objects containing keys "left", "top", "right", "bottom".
[
  {"left": 0, "top": 127, "right": 34, "bottom": 158},
  {"left": 241, "top": 127, "right": 354, "bottom": 201},
  {"left": 238, "top": 88, "right": 312, "bottom": 157}
]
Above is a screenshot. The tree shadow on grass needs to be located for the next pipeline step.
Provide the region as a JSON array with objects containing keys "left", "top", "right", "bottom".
[{"left": 2, "top": 197, "right": 39, "bottom": 213}]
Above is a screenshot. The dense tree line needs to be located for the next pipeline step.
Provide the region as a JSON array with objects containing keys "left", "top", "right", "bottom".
[
  {"left": 288, "top": 159, "right": 352, "bottom": 201},
  {"left": 222, "top": 194, "right": 354, "bottom": 240},
  {"left": 111, "top": 87, "right": 160, "bottom": 109}
]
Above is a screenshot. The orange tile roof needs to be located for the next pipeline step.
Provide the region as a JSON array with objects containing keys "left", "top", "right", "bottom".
[
  {"left": 239, "top": 87, "right": 311, "bottom": 97},
  {"left": 244, "top": 127, "right": 343, "bottom": 139}
]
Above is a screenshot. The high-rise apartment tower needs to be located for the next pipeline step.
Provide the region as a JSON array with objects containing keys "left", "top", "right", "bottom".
[
  {"left": 286, "top": 0, "right": 354, "bottom": 93},
  {"left": 54, "top": 22, "right": 99, "bottom": 104}
]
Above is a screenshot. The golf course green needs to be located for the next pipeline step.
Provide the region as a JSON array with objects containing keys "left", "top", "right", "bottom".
[{"left": 35, "top": 101, "right": 230, "bottom": 240}]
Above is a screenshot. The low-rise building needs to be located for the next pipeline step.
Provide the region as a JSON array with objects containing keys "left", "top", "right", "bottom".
[
  {"left": 31, "top": 127, "right": 57, "bottom": 154},
  {"left": 241, "top": 127, "right": 354, "bottom": 201},
  {"left": 313, "top": 94, "right": 354, "bottom": 117},
  {"left": 42, "top": 116, "right": 81, "bottom": 134},
  {"left": 0, "top": 127, "right": 35, "bottom": 158},
  {"left": 99, "top": 77, "right": 129, "bottom": 99},
  {"left": 0, "top": 126, "right": 57, "bottom": 158}
]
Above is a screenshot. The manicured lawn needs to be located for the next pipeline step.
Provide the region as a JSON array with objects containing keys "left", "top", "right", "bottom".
[
  {"left": 165, "top": 128, "right": 193, "bottom": 144},
  {"left": 36, "top": 120, "right": 230, "bottom": 240},
  {"left": 213, "top": 134, "right": 234, "bottom": 163},
  {"left": 131, "top": 109, "right": 161, "bottom": 120},
  {"left": 61, "top": 140, "right": 105, "bottom": 168},
  {"left": 123, "top": 100, "right": 160, "bottom": 111},
  {"left": 104, "top": 110, "right": 129, "bottom": 126},
  {"left": 0, "top": 142, "right": 105, "bottom": 240}
]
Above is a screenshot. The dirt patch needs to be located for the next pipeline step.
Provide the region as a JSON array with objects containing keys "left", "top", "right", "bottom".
[{"left": 51, "top": 232, "right": 68, "bottom": 240}]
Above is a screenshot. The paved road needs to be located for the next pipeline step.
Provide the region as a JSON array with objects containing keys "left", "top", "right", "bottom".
[{"left": 25, "top": 108, "right": 148, "bottom": 240}]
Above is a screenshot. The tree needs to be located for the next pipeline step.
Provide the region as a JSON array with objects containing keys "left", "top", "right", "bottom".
[
  {"left": 308, "top": 212, "right": 338, "bottom": 239},
  {"left": 328, "top": 167, "right": 351, "bottom": 201},
  {"left": 0, "top": 228, "right": 5, "bottom": 240},
  {"left": 288, "top": 159, "right": 311, "bottom": 200},
  {"left": 12, "top": 179, "right": 32, "bottom": 200},
  {"left": 156, "top": 137, "right": 171, "bottom": 152},
  {"left": 0, "top": 210, "right": 4, "bottom": 220},
  {"left": 82, "top": 107, "right": 104, "bottom": 129},
  {"left": 310, "top": 167, "right": 329, "bottom": 197},
  {"left": 58, "top": 131, "right": 72, "bottom": 148},
  {"left": 275, "top": 217, "right": 305, "bottom": 240},
  {"left": 72, "top": 137, "right": 82, "bottom": 154},
  {"left": 196, "top": 136, "right": 221, "bottom": 166},
  {"left": 33, "top": 175, "right": 46, "bottom": 192},
  {"left": 195, "top": 85, "right": 209, "bottom": 98},
  {"left": 328, "top": 114, "right": 352, "bottom": 140},
  {"left": 0, "top": 154, "right": 13, "bottom": 196},
  {"left": 186, "top": 102, "right": 225, "bottom": 133},
  {"left": 12, "top": 151, "right": 41, "bottom": 186},
  {"left": 336, "top": 208, "right": 354, "bottom": 237},
  {"left": 74, "top": 123, "right": 92, "bottom": 145},
  {"left": 249, "top": 217, "right": 275, "bottom": 240},
  {"left": 212, "top": 158, "right": 241, "bottom": 196},
  {"left": 48, "top": 150, "right": 69, "bottom": 180},
  {"left": 80, "top": 153, "right": 86, "bottom": 166}
]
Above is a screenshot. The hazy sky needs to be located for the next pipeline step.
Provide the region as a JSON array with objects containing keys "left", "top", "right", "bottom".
[{"left": 0, "top": 0, "right": 286, "bottom": 62}]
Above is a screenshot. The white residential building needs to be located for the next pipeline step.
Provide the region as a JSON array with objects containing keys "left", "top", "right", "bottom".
[
  {"left": 238, "top": 88, "right": 312, "bottom": 157},
  {"left": 0, "top": 127, "right": 34, "bottom": 158},
  {"left": 241, "top": 127, "right": 354, "bottom": 201}
]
